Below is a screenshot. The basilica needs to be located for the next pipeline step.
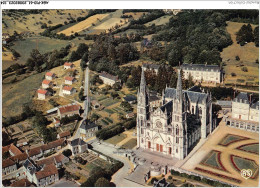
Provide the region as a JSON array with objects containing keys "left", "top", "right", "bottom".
[{"left": 136, "top": 67, "right": 214, "bottom": 160}]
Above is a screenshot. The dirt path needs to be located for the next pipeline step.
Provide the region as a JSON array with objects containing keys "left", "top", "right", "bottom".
[{"left": 116, "top": 130, "right": 136, "bottom": 147}]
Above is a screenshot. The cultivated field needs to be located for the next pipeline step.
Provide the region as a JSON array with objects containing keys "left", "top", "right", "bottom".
[
  {"left": 144, "top": 15, "right": 173, "bottom": 26},
  {"left": 93, "top": 17, "right": 126, "bottom": 30},
  {"left": 123, "top": 12, "right": 147, "bottom": 20},
  {"left": 2, "top": 10, "right": 89, "bottom": 34},
  {"left": 221, "top": 21, "right": 259, "bottom": 85},
  {"left": 57, "top": 14, "right": 109, "bottom": 36}
]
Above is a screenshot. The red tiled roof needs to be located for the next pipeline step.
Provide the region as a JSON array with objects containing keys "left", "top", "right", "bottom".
[
  {"left": 28, "top": 146, "right": 42, "bottom": 157},
  {"left": 10, "top": 153, "right": 28, "bottom": 162},
  {"left": 35, "top": 164, "right": 58, "bottom": 180},
  {"left": 58, "top": 104, "right": 80, "bottom": 114},
  {"left": 42, "top": 79, "right": 51, "bottom": 85},
  {"left": 63, "top": 86, "right": 73, "bottom": 91},
  {"left": 41, "top": 139, "right": 65, "bottom": 151},
  {"left": 2, "top": 145, "right": 10, "bottom": 154},
  {"left": 58, "top": 131, "right": 70, "bottom": 138},
  {"left": 64, "top": 62, "right": 73, "bottom": 67},
  {"left": 9, "top": 144, "right": 23, "bottom": 156},
  {"left": 65, "top": 76, "right": 75, "bottom": 81},
  {"left": 45, "top": 72, "right": 54, "bottom": 77},
  {"left": 54, "top": 154, "right": 66, "bottom": 163},
  {"left": 10, "top": 179, "right": 31, "bottom": 187},
  {"left": 2, "top": 158, "right": 16, "bottom": 168},
  {"left": 37, "top": 89, "right": 48, "bottom": 95},
  {"left": 36, "top": 157, "right": 55, "bottom": 166}
]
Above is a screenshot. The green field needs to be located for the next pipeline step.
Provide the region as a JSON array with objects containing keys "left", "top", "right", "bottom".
[
  {"left": 105, "top": 133, "right": 127, "bottom": 145},
  {"left": 2, "top": 71, "right": 46, "bottom": 118}
]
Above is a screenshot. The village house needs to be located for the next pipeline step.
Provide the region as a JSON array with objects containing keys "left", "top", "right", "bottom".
[
  {"left": 99, "top": 71, "right": 121, "bottom": 86},
  {"left": 41, "top": 139, "right": 65, "bottom": 155},
  {"left": 2, "top": 158, "right": 17, "bottom": 175},
  {"left": 79, "top": 120, "right": 98, "bottom": 140},
  {"left": 64, "top": 62, "right": 74, "bottom": 69},
  {"left": 45, "top": 72, "right": 55, "bottom": 81},
  {"left": 36, "top": 153, "right": 69, "bottom": 169},
  {"left": 37, "top": 89, "right": 49, "bottom": 100},
  {"left": 3, "top": 143, "right": 23, "bottom": 157},
  {"left": 57, "top": 103, "right": 80, "bottom": 118},
  {"left": 10, "top": 152, "right": 29, "bottom": 167},
  {"left": 57, "top": 131, "right": 71, "bottom": 140},
  {"left": 23, "top": 159, "right": 59, "bottom": 187},
  {"left": 181, "top": 63, "right": 222, "bottom": 84},
  {"left": 53, "top": 117, "right": 60, "bottom": 127},
  {"left": 142, "top": 63, "right": 160, "bottom": 74},
  {"left": 68, "top": 138, "right": 88, "bottom": 156},
  {"left": 42, "top": 79, "right": 52, "bottom": 89},
  {"left": 27, "top": 146, "right": 43, "bottom": 161},
  {"left": 62, "top": 85, "right": 75, "bottom": 95},
  {"left": 65, "top": 76, "right": 76, "bottom": 85},
  {"left": 2, "top": 33, "right": 10, "bottom": 44}
]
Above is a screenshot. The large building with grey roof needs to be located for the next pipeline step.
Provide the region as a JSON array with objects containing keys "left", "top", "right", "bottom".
[
  {"left": 137, "top": 68, "right": 213, "bottom": 160},
  {"left": 181, "top": 63, "right": 222, "bottom": 84}
]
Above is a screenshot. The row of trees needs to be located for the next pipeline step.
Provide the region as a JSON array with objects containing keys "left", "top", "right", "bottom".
[
  {"left": 236, "top": 24, "right": 259, "bottom": 47},
  {"left": 95, "top": 123, "right": 124, "bottom": 140}
]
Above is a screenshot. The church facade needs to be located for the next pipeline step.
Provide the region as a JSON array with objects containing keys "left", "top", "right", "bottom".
[{"left": 136, "top": 68, "right": 214, "bottom": 160}]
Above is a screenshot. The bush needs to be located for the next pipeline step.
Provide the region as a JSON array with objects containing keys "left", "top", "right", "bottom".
[
  {"left": 151, "top": 177, "right": 158, "bottom": 184},
  {"left": 235, "top": 55, "right": 240, "bottom": 61},
  {"left": 241, "top": 67, "right": 248, "bottom": 72},
  {"left": 168, "top": 176, "right": 173, "bottom": 180},
  {"left": 231, "top": 72, "right": 236, "bottom": 77}
]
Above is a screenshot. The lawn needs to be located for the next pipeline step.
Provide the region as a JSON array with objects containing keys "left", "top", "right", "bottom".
[
  {"left": 121, "top": 138, "right": 137, "bottom": 149},
  {"left": 221, "top": 21, "right": 259, "bottom": 85},
  {"left": 105, "top": 133, "right": 127, "bottom": 145},
  {"left": 2, "top": 71, "right": 45, "bottom": 118},
  {"left": 101, "top": 98, "right": 120, "bottom": 107},
  {"left": 144, "top": 15, "right": 173, "bottom": 26},
  {"left": 237, "top": 143, "right": 259, "bottom": 155},
  {"left": 219, "top": 134, "right": 249, "bottom": 146}
]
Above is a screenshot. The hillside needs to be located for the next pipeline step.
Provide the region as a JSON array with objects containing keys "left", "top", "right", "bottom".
[{"left": 221, "top": 21, "right": 259, "bottom": 85}]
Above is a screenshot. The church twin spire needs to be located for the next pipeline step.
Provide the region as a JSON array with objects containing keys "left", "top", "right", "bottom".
[{"left": 176, "top": 69, "right": 182, "bottom": 100}]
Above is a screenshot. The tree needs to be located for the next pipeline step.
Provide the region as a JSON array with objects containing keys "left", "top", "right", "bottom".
[
  {"left": 76, "top": 43, "right": 89, "bottom": 58},
  {"left": 79, "top": 88, "right": 85, "bottom": 101},
  {"left": 236, "top": 24, "right": 254, "bottom": 46},
  {"left": 62, "top": 149, "right": 72, "bottom": 157},
  {"left": 253, "top": 26, "right": 259, "bottom": 47},
  {"left": 94, "top": 177, "right": 111, "bottom": 187}
]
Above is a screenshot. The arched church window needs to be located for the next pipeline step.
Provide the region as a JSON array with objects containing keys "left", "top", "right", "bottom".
[
  {"left": 141, "top": 138, "right": 144, "bottom": 143},
  {"left": 192, "top": 106, "right": 194, "bottom": 114},
  {"left": 176, "top": 126, "right": 179, "bottom": 136},
  {"left": 176, "top": 137, "right": 179, "bottom": 144},
  {"left": 199, "top": 107, "right": 202, "bottom": 115}
]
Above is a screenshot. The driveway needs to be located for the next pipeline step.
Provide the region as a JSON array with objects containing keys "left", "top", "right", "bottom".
[{"left": 91, "top": 140, "right": 144, "bottom": 187}]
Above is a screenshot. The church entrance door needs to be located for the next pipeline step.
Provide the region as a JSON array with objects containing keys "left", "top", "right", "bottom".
[
  {"left": 168, "top": 147, "right": 172, "bottom": 155},
  {"left": 160, "top": 145, "right": 163, "bottom": 152},
  {"left": 148, "top": 141, "right": 151, "bottom": 149},
  {"left": 156, "top": 144, "right": 159, "bottom": 151}
]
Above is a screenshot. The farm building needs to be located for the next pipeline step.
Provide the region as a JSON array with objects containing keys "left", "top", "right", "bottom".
[
  {"left": 142, "top": 63, "right": 160, "bottom": 74},
  {"left": 57, "top": 103, "right": 80, "bottom": 118},
  {"left": 42, "top": 79, "right": 52, "bottom": 89},
  {"left": 57, "top": 131, "right": 71, "bottom": 140},
  {"left": 68, "top": 138, "right": 88, "bottom": 156},
  {"left": 99, "top": 71, "right": 121, "bottom": 86},
  {"left": 79, "top": 120, "right": 98, "bottom": 140},
  {"left": 37, "top": 89, "right": 49, "bottom": 100},
  {"left": 62, "top": 85, "right": 75, "bottom": 95},
  {"left": 64, "top": 62, "right": 74, "bottom": 69},
  {"left": 65, "top": 76, "right": 76, "bottom": 85},
  {"left": 45, "top": 72, "right": 55, "bottom": 81},
  {"left": 181, "top": 63, "right": 222, "bottom": 84}
]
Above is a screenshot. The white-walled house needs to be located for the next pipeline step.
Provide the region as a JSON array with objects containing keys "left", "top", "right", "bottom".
[
  {"left": 37, "top": 89, "right": 49, "bottom": 100},
  {"left": 68, "top": 138, "right": 88, "bottom": 156},
  {"left": 99, "top": 71, "right": 121, "bottom": 86},
  {"left": 65, "top": 76, "right": 76, "bottom": 85},
  {"left": 45, "top": 72, "right": 55, "bottom": 81},
  {"left": 42, "top": 80, "right": 52, "bottom": 89},
  {"left": 64, "top": 62, "right": 74, "bottom": 69},
  {"left": 62, "top": 86, "right": 75, "bottom": 95}
]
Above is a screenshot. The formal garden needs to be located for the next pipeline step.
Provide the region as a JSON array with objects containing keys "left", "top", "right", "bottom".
[
  {"left": 200, "top": 150, "right": 227, "bottom": 172},
  {"left": 218, "top": 134, "right": 250, "bottom": 146}
]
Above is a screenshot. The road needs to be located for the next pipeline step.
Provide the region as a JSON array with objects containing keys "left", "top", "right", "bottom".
[
  {"left": 72, "top": 67, "right": 90, "bottom": 139},
  {"left": 90, "top": 140, "right": 143, "bottom": 187}
]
